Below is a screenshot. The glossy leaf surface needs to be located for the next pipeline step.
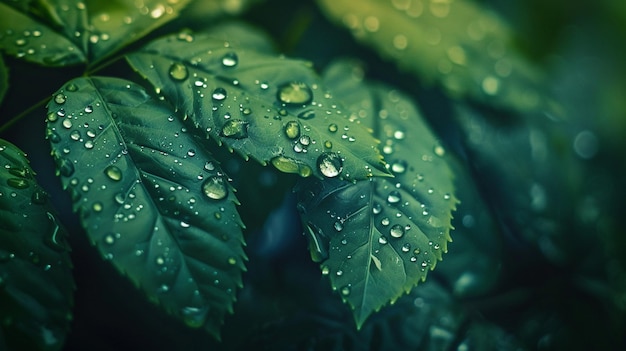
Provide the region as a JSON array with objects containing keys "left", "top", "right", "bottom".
[
  {"left": 0, "top": 139, "right": 74, "bottom": 351},
  {"left": 126, "top": 28, "right": 388, "bottom": 181},
  {"left": 296, "top": 60, "right": 457, "bottom": 327},
  {"left": 0, "top": 1, "right": 85, "bottom": 66},
  {"left": 317, "top": 0, "right": 559, "bottom": 115},
  {"left": 45, "top": 77, "right": 246, "bottom": 338}
]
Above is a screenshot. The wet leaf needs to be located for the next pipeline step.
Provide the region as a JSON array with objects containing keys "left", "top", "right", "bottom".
[
  {"left": 85, "top": 0, "right": 192, "bottom": 64},
  {"left": 45, "top": 77, "right": 246, "bottom": 338},
  {"left": 317, "top": 0, "right": 560, "bottom": 116},
  {"left": 126, "top": 27, "right": 389, "bottom": 181},
  {"left": 0, "top": 139, "right": 74, "bottom": 351},
  {"left": 0, "top": 1, "right": 86, "bottom": 66},
  {"left": 296, "top": 60, "right": 457, "bottom": 327},
  {"left": 0, "top": 55, "right": 7, "bottom": 104}
]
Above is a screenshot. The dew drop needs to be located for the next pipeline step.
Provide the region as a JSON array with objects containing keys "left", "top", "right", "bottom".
[
  {"left": 336, "top": 270, "right": 343, "bottom": 276},
  {"left": 221, "top": 52, "right": 238, "bottom": 67},
  {"left": 169, "top": 62, "right": 189, "bottom": 81},
  {"left": 54, "top": 93, "right": 66, "bottom": 105},
  {"left": 381, "top": 217, "right": 390, "bottom": 226},
  {"left": 104, "top": 165, "right": 122, "bottom": 181},
  {"left": 220, "top": 119, "right": 248, "bottom": 139},
  {"left": 390, "top": 160, "right": 407, "bottom": 174},
  {"left": 212, "top": 87, "right": 227, "bottom": 101},
  {"left": 317, "top": 152, "right": 343, "bottom": 178},
  {"left": 181, "top": 306, "right": 207, "bottom": 328},
  {"left": 434, "top": 145, "right": 445, "bottom": 156},
  {"left": 372, "top": 202, "right": 382, "bottom": 215},
  {"left": 401, "top": 243, "right": 411, "bottom": 253},
  {"left": 328, "top": 124, "right": 338, "bottom": 133},
  {"left": 270, "top": 156, "right": 312, "bottom": 177},
  {"left": 277, "top": 82, "right": 313, "bottom": 105},
  {"left": 482, "top": 76, "right": 500, "bottom": 95},
  {"left": 378, "top": 236, "right": 388, "bottom": 245},
  {"left": 104, "top": 234, "right": 115, "bottom": 245},
  {"left": 84, "top": 105, "right": 93, "bottom": 113},
  {"left": 321, "top": 266, "right": 330, "bottom": 275},
  {"left": 340, "top": 286, "right": 351, "bottom": 296},
  {"left": 284, "top": 120, "right": 301, "bottom": 139},
  {"left": 334, "top": 221, "right": 344, "bottom": 232},
  {"left": 387, "top": 191, "right": 401, "bottom": 205},
  {"left": 202, "top": 176, "right": 228, "bottom": 200},
  {"left": 62, "top": 119, "right": 72, "bottom": 129},
  {"left": 297, "top": 110, "right": 316, "bottom": 120},
  {"left": 6, "top": 178, "right": 29, "bottom": 189},
  {"left": 390, "top": 224, "right": 405, "bottom": 238}
]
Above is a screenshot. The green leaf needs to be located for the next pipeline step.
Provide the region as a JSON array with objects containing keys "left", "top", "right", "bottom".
[
  {"left": 296, "top": 60, "right": 457, "bottom": 327},
  {"left": 0, "top": 55, "right": 7, "bottom": 104},
  {"left": 317, "top": 0, "right": 561, "bottom": 116},
  {"left": 0, "top": 1, "right": 86, "bottom": 66},
  {"left": 85, "top": 0, "right": 192, "bottom": 64},
  {"left": 126, "top": 27, "right": 389, "bottom": 181},
  {"left": 45, "top": 77, "right": 246, "bottom": 338},
  {"left": 0, "top": 139, "right": 74, "bottom": 351}
]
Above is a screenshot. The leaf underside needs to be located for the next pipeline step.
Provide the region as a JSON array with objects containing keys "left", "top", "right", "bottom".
[
  {"left": 45, "top": 76, "right": 246, "bottom": 338},
  {"left": 126, "top": 27, "right": 389, "bottom": 181},
  {"left": 317, "top": 0, "right": 560, "bottom": 116},
  {"left": 296, "top": 60, "right": 457, "bottom": 327},
  {"left": 0, "top": 139, "right": 74, "bottom": 351}
]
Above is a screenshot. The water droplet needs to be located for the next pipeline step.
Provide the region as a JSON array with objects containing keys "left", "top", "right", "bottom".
[
  {"left": 104, "top": 165, "right": 122, "bottom": 181},
  {"left": 393, "top": 130, "right": 405, "bottom": 140},
  {"left": 221, "top": 119, "right": 248, "bottom": 139},
  {"left": 169, "top": 62, "right": 189, "bottom": 81},
  {"left": 328, "top": 124, "right": 338, "bottom": 133},
  {"left": 336, "top": 270, "right": 343, "bottom": 276},
  {"left": 104, "top": 233, "right": 115, "bottom": 245},
  {"left": 270, "top": 156, "right": 312, "bottom": 177},
  {"left": 390, "top": 160, "right": 407, "bottom": 174},
  {"left": 6, "top": 178, "right": 29, "bottom": 189},
  {"left": 297, "top": 110, "right": 316, "bottom": 120},
  {"left": 84, "top": 105, "right": 93, "bottom": 113},
  {"left": 155, "top": 256, "right": 165, "bottom": 265},
  {"left": 62, "top": 119, "right": 72, "bottom": 129},
  {"left": 181, "top": 306, "right": 207, "bottom": 328},
  {"left": 341, "top": 286, "right": 351, "bottom": 296},
  {"left": 401, "top": 243, "right": 411, "bottom": 253},
  {"left": 321, "top": 266, "right": 330, "bottom": 275},
  {"left": 202, "top": 176, "right": 228, "bottom": 200},
  {"left": 390, "top": 224, "right": 405, "bottom": 238},
  {"left": 317, "top": 152, "right": 343, "bottom": 178},
  {"left": 277, "top": 82, "right": 313, "bottom": 105},
  {"left": 334, "top": 221, "right": 344, "bottom": 232},
  {"left": 56, "top": 158, "right": 74, "bottom": 177},
  {"left": 212, "top": 87, "right": 227, "bottom": 101},
  {"left": 381, "top": 217, "right": 390, "bottom": 226},
  {"left": 54, "top": 93, "right": 66, "bottom": 105},
  {"left": 372, "top": 202, "right": 382, "bottom": 214},
  {"left": 228, "top": 257, "right": 237, "bottom": 265},
  {"left": 387, "top": 191, "right": 401, "bottom": 205},
  {"left": 284, "top": 120, "right": 300, "bottom": 139},
  {"left": 378, "top": 236, "right": 388, "bottom": 245},
  {"left": 434, "top": 145, "right": 445, "bottom": 156},
  {"left": 221, "top": 52, "right": 238, "bottom": 67},
  {"left": 66, "top": 83, "right": 78, "bottom": 92}
]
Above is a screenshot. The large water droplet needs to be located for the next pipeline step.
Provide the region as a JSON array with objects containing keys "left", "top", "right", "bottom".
[
  {"left": 169, "top": 62, "right": 189, "bottom": 81},
  {"left": 54, "top": 93, "right": 66, "bottom": 105},
  {"left": 390, "top": 160, "right": 407, "bottom": 174},
  {"left": 271, "top": 156, "right": 312, "bottom": 177},
  {"left": 212, "top": 87, "right": 227, "bottom": 101},
  {"left": 202, "top": 176, "right": 228, "bottom": 200},
  {"left": 104, "top": 165, "right": 122, "bottom": 181},
  {"left": 277, "top": 82, "right": 313, "bottom": 105},
  {"left": 221, "top": 52, "right": 238, "bottom": 67},
  {"left": 390, "top": 224, "right": 405, "bottom": 238},
  {"left": 317, "top": 152, "right": 343, "bottom": 178},
  {"left": 6, "top": 178, "right": 29, "bottom": 189},
  {"left": 284, "top": 120, "right": 301, "bottom": 139},
  {"left": 181, "top": 306, "right": 207, "bottom": 328},
  {"left": 387, "top": 191, "right": 401, "bottom": 205},
  {"left": 220, "top": 119, "right": 248, "bottom": 139}
]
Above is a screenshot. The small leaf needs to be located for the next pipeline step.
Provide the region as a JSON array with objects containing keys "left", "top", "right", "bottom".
[
  {"left": 0, "top": 139, "right": 74, "bottom": 351},
  {"left": 126, "top": 27, "right": 389, "bottom": 181},
  {"left": 45, "top": 77, "right": 246, "bottom": 338},
  {"left": 317, "top": 0, "right": 560, "bottom": 116},
  {"left": 296, "top": 60, "right": 457, "bottom": 327},
  {"left": 0, "top": 2, "right": 86, "bottom": 66},
  {"left": 0, "top": 55, "right": 7, "bottom": 104}
]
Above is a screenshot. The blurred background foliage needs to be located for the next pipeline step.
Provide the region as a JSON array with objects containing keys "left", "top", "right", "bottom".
[{"left": 1, "top": 0, "right": 625, "bottom": 350}]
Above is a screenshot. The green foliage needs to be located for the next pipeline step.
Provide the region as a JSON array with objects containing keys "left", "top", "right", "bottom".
[
  {"left": 0, "top": 139, "right": 73, "bottom": 351},
  {"left": 0, "top": 0, "right": 624, "bottom": 350}
]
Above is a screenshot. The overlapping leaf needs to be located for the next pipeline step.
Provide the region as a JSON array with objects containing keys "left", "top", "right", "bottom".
[
  {"left": 296, "top": 60, "right": 457, "bottom": 327},
  {"left": 0, "top": 0, "right": 191, "bottom": 66},
  {"left": 126, "top": 28, "right": 389, "bottom": 181},
  {"left": 0, "top": 139, "right": 74, "bottom": 351},
  {"left": 45, "top": 77, "right": 246, "bottom": 338},
  {"left": 0, "top": 1, "right": 86, "bottom": 66},
  {"left": 317, "top": 0, "right": 560, "bottom": 116}
]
